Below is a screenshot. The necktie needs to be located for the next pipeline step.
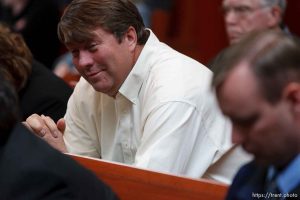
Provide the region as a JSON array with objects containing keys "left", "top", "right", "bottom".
[{"left": 264, "top": 171, "right": 280, "bottom": 200}]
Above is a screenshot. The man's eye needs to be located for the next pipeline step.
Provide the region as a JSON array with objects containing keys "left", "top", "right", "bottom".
[
  {"left": 88, "top": 44, "right": 98, "bottom": 51},
  {"left": 235, "top": 6, "right": 251, "bottom": 14},
  {"left": 222, "top": 5, "right": 252, "bottom": 16}
]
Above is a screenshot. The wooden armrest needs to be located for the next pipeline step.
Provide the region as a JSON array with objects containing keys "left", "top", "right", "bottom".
[{"left": 69, "top": 154, "right": 228, "bottom": 200}]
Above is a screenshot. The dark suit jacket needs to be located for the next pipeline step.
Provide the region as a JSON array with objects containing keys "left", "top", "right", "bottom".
[
  {"left": 226, "top": 161, "right": 300, "bottom": 200},
  {"left": 0, "top": 123, "right": 118, "bottom": 200},
  {"left": 19, "top": 60, "right": 73, "bottom": 122}
]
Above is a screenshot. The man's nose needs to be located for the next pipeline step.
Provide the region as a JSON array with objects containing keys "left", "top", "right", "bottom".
[
  {"left": 78, "top": 51, "right": 94, "bottom": 68},
  {"left": 224, "top": 10, "right": 239, "bottom": 25}
]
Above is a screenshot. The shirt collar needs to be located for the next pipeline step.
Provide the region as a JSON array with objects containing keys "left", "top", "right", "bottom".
[
  {"left": 268, "top": 154, "right": 300, "bottom": 194},
  {"left": 118, "top": 29, "right": 159, "bottom": 104}
]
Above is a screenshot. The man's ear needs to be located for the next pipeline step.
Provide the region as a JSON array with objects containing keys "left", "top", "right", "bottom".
[
  {"left": 267, "top": 5, "right": 282, "bottom": 28},
  {"left": 123, "top": 26, "right": 138, "bottom": 52},
  {"left": 282, "top": 82, "right": 300, "bottom": 115}
]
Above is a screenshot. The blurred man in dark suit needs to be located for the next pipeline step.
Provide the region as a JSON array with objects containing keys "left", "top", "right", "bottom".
[{"left": 212, "top": 30, "right": 300, "bottom": 200}]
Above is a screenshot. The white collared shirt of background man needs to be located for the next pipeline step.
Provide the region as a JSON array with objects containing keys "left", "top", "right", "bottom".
[{"left": 63, "top": 30, "right": 250, "bottom": 184}]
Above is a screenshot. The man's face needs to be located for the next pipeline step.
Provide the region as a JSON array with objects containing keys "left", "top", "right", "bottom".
[
  {"left": 67, "top": 27, "right": 136, "bottom": 96},
  {"left": 217, "top": 63, "right": 298, "bottom": 167},
  {"left": 222, "top": 0, "right": 277, "bottom": 44}
]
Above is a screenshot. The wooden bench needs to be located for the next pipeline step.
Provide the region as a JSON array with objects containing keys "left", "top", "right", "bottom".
[{"left": 70, "top": 154, "right": 228, "bottom": 200}]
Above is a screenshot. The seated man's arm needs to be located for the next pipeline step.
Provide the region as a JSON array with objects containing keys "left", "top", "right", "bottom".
[
  {"left": 62, "top": 90, "right": 101, "bottom": 158},
  {"left": 134, "top": 98, "right": 230, "bottom": 178}
]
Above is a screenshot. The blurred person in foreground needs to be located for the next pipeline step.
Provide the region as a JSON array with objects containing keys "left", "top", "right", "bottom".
[
  {"left": 0, "top": 75, "right": 118, "bottom": 200},
  {"left": 24, "top": 0, "right": 250, "bottom": 184},
  {"left": 0, "top": 23, "right": 72, "bottom": 122},
  {"left": 210, "top": 0, "right": 287, "bottom": 72},
  {"left": 212, "top": 30, "right": 300, "bottom": 199}
]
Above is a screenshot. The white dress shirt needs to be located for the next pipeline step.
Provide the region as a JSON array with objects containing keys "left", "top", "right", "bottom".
[{"left": 63, "top": 30, "right": 249, "bottom": 183}]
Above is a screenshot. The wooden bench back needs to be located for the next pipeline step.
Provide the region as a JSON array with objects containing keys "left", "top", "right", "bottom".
[{"left": 70, "top": 154, "right": 228, "bottom": 200}]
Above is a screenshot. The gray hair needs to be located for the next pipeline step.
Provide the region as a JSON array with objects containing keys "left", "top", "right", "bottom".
[{"left": 261, "top": 0, "right": 287, "bottom": 15}]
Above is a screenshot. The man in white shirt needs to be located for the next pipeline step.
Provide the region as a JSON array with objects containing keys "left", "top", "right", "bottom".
[{"left": 25, "top": 0, "right": 249, "bottom": 184}]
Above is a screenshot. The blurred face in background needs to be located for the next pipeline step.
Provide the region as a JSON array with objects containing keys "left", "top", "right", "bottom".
[
  {"left": 217, "top": 63, "right": 300, "bottom": 168},
  {"left": 222, "top": 0, "right": 281, "bottom": 44}
]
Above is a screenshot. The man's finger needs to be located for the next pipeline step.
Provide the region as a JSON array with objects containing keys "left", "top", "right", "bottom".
[
  {"left": 41, "top": 115, "right": 60, "bottom": 138},
  {"left": 57, "top": 118, "right": 66, "bottom": 134},
  {"left": 22, "top": 121, "right": 34, "bottom": 132},
  {"left": 26, "top": 114, "right": 49, "bottom": 137}
]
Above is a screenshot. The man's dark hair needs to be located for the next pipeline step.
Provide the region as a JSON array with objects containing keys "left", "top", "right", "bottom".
[{"left": 58, "top": 0, "right": 149, "bottom": 46}]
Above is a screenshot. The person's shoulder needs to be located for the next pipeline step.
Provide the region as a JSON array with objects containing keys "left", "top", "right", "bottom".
[
  {"left": 224, "top": 161, "right": 256, "bottom": 199},
  {"left": 235, "top": 160, "right": 257, "bottom": 176},
  {"left": 28, "top": 60, "right": 71, "bottom": 92},
  {"left": 147, "top": 41, "right": 211, "bottom": 78},
  {"left": 18, "top": 60, "right": 72, "bottom": 120},
  {"left": 1, "top": 123, "right": 118, "bottom": 199},
  {"left": 143, "top": 50, "right": 212, "bottom": 104},
  {"left": 229, "top": 160, "right": 264, "bottom": 190},
  {"left": 0, "top": 123, "right": 63, "bottom": 182},
  {"left": 3, "top": 123, "right": 67, "bottom": 166},
  {"left": 147, "top": 30, "right": 208, "bottom": 70}
]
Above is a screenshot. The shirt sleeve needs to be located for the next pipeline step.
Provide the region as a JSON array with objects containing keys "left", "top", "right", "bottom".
[
  {"left": 133, "top": 100, "right": 222, "bottom": 176},
  {"left": 63, "top": 92, "right": 101, "bottom": 158}
]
